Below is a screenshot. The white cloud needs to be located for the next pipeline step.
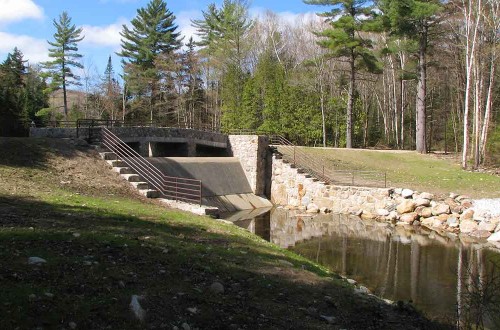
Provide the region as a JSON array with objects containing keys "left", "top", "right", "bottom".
[
  {"left": 176, "top": 10, "right": 202, "bottom": 45},
  {"left": 0, "top": 0, "right": 43, "bottom": 25},
  {"left": 81, "top": 19, "right": 128, "bottom": 48},
  {"left": 0, "top": 32, "right": 48, "bottom": 63}
]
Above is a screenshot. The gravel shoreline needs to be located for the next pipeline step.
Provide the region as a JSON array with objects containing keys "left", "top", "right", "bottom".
[{"left": 472, "top": 198, "right": 500, "bottom": 217}]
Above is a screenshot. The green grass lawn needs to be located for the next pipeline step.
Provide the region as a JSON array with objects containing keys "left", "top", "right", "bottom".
[{"left": 305, "top": 148, "right": 500, "bottom": 198}]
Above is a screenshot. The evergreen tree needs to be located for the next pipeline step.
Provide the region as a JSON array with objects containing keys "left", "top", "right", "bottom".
[
  {"left": 43, "top": 11, "right": 84, "bottom": 119},
  {"left": 0, "top": 48, "right": 27, "bottom": 135},
  {"left": 254, "top": 51, "right": 287, "bottom": 133},
  {"left": 378, "top": 0, "right": 443, "bottom": 153},
  {"left": 104, "top": 56, "right": 114, "bottom": 87},
  {"left": 192, "top": 0, "right": 253, "bottom": 131},
  {"left": 118, "top": 0, "right": 182, "bottom": 121},
  {"left": 240, "top": 76, "right": 261, "bottom": 129},
  {"left": 305, "top": 0, "right": 382, "bottom": 148},
  {"left": 23, "top": 65, "right": 49, "bottom": 122},
  {"left": 181, "top": 38, "right": 206, "bottom": 127},
  {"left": 101, "top": 56, "right": 121, "bottom": 120}
]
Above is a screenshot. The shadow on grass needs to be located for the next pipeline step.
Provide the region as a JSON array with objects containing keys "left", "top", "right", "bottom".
[
  {"left": 0, "top": 137, "right": 80, "bottom": 168},
  {"left": 0, "top": 194, "right": 452, "bottom": 330}
]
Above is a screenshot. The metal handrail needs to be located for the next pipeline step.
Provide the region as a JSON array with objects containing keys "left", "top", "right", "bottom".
[
  {"left": 269, "top": 134, "right": 387, "bottom": 188},
  {"left": 101, "top": 127, "right": 202, "bottom": 204}
]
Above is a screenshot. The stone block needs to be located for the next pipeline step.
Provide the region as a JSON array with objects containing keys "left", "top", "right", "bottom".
[
  {"left": 415, "top": 198, "right": 431, "bottom": 207},
  {"left": 478, "top": 221, "right": 496, "bottom": 232},
  {"left": 397, "top": 200, "right": 416, "bottom": 214},
  {"left": 470, "top": 230, "right": 491, "bottom": 239},
  {"left": 376, "top": 209, "right": 390, "bottom": 217},
  {"left": 460, "top": 220, "right": 478, "bottom": 233},
  {"left": 461, "top": 209, "right": 474, "bottom": 220},
  {"left": 419, "top": 192, "right": 434, "bottom": 200},
  {"left": 401, "top": 189, "right": 414, "bottom": 198},
  {"left": 400, "top": 212, "right": 418, "bottom": 224},
  {"left": 432, "top": 203, "right": 450, "bottom": 216}
]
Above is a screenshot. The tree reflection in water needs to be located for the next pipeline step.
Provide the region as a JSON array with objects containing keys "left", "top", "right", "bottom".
[{"left": 228, "top": 207, "right": 500, "bottom": 327}]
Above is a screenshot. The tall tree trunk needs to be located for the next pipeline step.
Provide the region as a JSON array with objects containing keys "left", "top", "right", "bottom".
[
  {"left": 461, "top": 0, "right": 482, "bottom": 169},
  {"left": 415, "top": 26, "right": 428, "bottom": 153},
  {"left": 62, "top": 60, "right": 68, "bottom": 119},
  {"left": 320, "top": 84, "right": 326, "bottom": 147},
  {"left": 473, "top": 62, "right": 482, "bottom": 169},
  {"left": 389, "top": 55, "right": 399, "bottom": 148},
  {"left": 401, "top": 80, "right": 405, "bottom": 149},
  {"left": 346, "top": 50, "right": 355, "bottom": 149},
  {"left": 479, "top": 59, "right": 495, "bottom": 162}
]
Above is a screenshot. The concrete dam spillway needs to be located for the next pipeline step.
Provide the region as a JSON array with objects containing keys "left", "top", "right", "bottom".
[{"left": 148, "top": 157, "right": 272, "bottom": 212}]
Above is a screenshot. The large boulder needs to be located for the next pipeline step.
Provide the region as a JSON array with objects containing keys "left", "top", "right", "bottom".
[
  {"left": 421, "top": 217, "right": 436, "bottom": 227},
  {"left": 469, "top": 230, "right": 491, "bottom": 239},
  {"left": 432, "top": 203, "right": 451, "bottom": 216},
  {"left": 461, "top": 209, "right": 474, "bottom": 221},
  {"left": 420, "top": 207, "right": 433, "bottom": 218},
  {"left": 447, "top": 216, "right": 459, "bottom": 228},
  {"left": 400, "top": 212, "right": 418, "bottom": 224},
  {"left": 376, "top": 209, "right": 390, "bottom": 217},
  {"left": 419, "top": 192, "right": 434, "bottom": 200},
  {"left": 401, "top": 189, "right": 414, "bottom": 199},
  {"left": 361, "top": 211, "right": 375, "bottom": 220},
  {"left": 461, "top": 199, "right": 473, "bottom": 209},
  {"left": 460, "top": 220, "right": 478, "bottom": 234},
  {"left": 478, "top": 221, "right": 496, "bottom": 232},
  {"left": 397, "top": 200, "right": 416, "bottom": 214},
  {"left": 415, "top": 198, "right": 431, "bottom": 207}
]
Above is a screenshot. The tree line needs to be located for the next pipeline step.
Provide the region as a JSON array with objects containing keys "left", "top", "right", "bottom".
[{"left": 0, "top": 0, "right": 498, "bottom": 168}]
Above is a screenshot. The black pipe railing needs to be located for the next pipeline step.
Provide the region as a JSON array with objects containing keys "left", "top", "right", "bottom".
[
  {"left": 101, "top": 127, "right": 202, "bottom": 205},
  {"left": 270, "top": 134, "right": 387, "bottom": 188}
]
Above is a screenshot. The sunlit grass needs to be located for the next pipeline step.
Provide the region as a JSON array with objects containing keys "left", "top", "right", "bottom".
[{"left": 305, "top": 148, "right": 500, "bottom": 198}]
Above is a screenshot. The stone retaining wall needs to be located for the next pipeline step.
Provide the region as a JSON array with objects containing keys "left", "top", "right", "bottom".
[
  {"left": 271, "top": 155, "right": 392, "bottom": 213},
  {"left": 270, "top": 155, "right": 500, "bottom": 244},
  {"left": 30, "top": 127, "right": 77, "bottom": 139},
  {"left": 228, "top": 135, "right": 270, "bottom": 196}
]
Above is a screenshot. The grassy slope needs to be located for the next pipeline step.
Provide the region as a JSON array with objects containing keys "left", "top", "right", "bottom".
[
  {"left": 306, "top": 148, "right": 500, "bottom": 198},
  {"left": 0, "top": 138, "right": 449, "bottom": 329}
]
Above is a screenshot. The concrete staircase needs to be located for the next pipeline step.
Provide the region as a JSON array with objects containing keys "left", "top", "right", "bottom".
[{"left": 99, "top": 150, "right": 161, "bottom": 199}]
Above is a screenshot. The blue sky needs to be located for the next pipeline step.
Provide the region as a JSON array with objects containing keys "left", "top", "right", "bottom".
[{"left": 0, "top": 0, "right": 324, "bottom": 74}]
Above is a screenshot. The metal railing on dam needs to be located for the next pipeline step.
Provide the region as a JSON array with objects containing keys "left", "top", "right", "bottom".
[
  {"left": 101, "top": 127, "right": 202, "bottom": 205},
  {"left": 228, "top": 129, "right": 387, "bottom": 188}
]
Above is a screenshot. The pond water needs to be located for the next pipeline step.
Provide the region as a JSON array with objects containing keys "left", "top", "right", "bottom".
[{"left": 223, "top": 207, "right": 500, "bottom": 326}]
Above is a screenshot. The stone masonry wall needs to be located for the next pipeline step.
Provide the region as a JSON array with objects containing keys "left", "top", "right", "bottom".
[
  {"left": 228, "top": 135, "right": 269, "bottom": 196},
  {"left": 271, "top": 154, "right": 500, "bottom": 244},
  {"left": 271, "top": 155, "right": 391, "bottom": 213},
  {"left": 30, "top": 127, "right": 77, "bottom": 139}
]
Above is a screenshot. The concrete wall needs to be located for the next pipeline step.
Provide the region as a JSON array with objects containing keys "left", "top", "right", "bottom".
[
  {"left": 228, "top": 135, "right": 270, "bottom": 196},
  {"left": 111, "top": 127, "right": 228, "bottom": 157}
]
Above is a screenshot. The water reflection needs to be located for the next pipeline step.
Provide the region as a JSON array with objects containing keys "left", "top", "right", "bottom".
[{"left": 226, "top": 207, "right": 500, "bottom": 325}]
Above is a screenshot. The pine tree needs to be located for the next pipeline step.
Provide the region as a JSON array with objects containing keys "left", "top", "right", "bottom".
[
  {"left": 378, "top": 0, "right": 443, "bottom": 153},
  {"left": 101, "top": 56, "right": 120, "bottom": 120},
  {"left": 181, "top": 38, "right": 206, "bottom": 127},
  {"left": 0, "top": 48, "right": 27, "bottom": 135},
  {"left": 192, "top": 0, "right": 253, "bottom": 131},
  {"left": 118, "top": 0, "right": 182, "bottom": 121},
  {"left": 305, "top": 0, "right": 382, "bottom": 148},
  {"left": 43, "top": 11, "right": 84, "bottom": 119}
]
